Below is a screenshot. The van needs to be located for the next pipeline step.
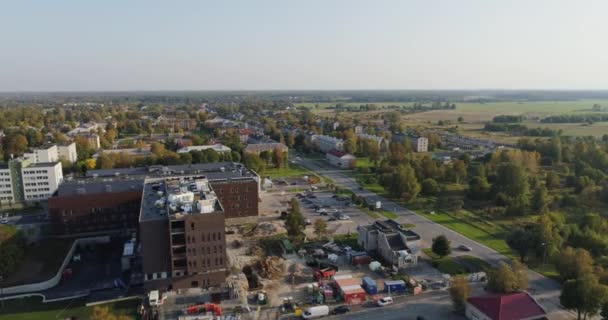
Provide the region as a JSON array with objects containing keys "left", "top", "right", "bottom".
[
  {"left": 149, "top": 290, "right": 160, "bottom": 306},
  {"left": 302, "top": 305, "right": 329, "bottom": 319}
]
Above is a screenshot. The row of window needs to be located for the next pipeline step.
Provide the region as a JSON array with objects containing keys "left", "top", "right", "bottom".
[
  {"left": 24, "top": 182, "right": 49, "bottom": 187},
  {"left": 188, "top": 256, "right": 223, "bottom": 268},
  {"left": 0, "top": 196, "right": 13, "bottom": 201},
  {"left": 23, "top": 170, "right": 49, "bottom": 175},
  {"left": 186, "top": 245, "right": 223, "bottom": 255},
  {"left": 186, "top": 232, "right": 222, "bottom": 243},
  {"left": 0, "top": 178, "right": 10, "bottom": 181},
  {"left": 25, "top": 188, "right": 50, "bottom": 193},
  {"left": 1, "top": 190, "right": 12, "bottom": 194},
  {"left": 26, "top": 193, "right": 50, "bottom": 199},
  {"left": 24, "top": 176, "right": 50, "bottom": 181},
  {"left": 0, "top": 172, "right": 9, "bottom": 176}
]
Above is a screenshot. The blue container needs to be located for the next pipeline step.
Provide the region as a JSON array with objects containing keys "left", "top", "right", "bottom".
[
  {"left": 361, "top": 277, "right": 377, "bottom": 295},
  {"left": 383, "top": 280, "right": 406, "bottom": 294}
]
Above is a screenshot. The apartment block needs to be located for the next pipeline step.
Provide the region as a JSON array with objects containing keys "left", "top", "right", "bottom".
[
  {"left": 0, "top": 157, "right": 63, "bottom": 205},
  {"left": 58, "top": 142, "right": 78, "bottom": 163},
  {"left": 24, "top": 144, "right": 59, "bottom": 163},
  {"left": 310, "top": 135, "right": 344, "bottom": 153}
]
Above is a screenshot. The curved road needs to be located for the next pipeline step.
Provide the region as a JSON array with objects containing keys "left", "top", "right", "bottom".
[{"left": 295, "top": 155, "right": 573, "bottom": 319}]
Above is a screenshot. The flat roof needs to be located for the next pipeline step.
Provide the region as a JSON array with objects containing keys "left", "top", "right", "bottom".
[
  {"left": 27, "top": 162, "right": 60, "bottom": 168},
  {"left": 140, "top": 175, "right": 223, "bottom": 222},
  {"left": 86, "top": 162, "right": 258, "bottom": 182},
  {"left": 57, "top": 179, "right": 144, "bottom": 197}
]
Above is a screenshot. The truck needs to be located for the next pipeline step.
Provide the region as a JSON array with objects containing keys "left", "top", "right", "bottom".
[
  {"left": 301, "top": 305, "right": 329, "bottom": 319},
  {"left": 313, "top": 265, "right": 338, "bottom": 281}
]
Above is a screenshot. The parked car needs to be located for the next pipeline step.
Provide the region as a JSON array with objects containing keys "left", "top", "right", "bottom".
[
  {"left": 331, "top": 305, "right": 351, "bottom": 315},
  {"left": 304, "top": 219, "right": 312, "bottom": 225},
  {"left": 0, "top": 218, "right": 8, "bottom": 224},
  {"left": 338, "top": 214, "right": 349, "bottom": 220},
  {"left": 457, "top": 245, "right": 473, "bottom": 252},
  {"left": 302, "top": 305, "right": 329, "bottom": 319},
  {"left": 377, "top": 297, "right": 393, "bottom": 307}
]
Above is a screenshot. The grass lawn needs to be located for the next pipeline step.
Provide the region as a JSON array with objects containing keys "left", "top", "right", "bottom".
[
  {"left": 0, "top": 296, "right": 140, "bottom": 320},
  {"left": 379, "top": 210, "right": 399, "bottom": 219},
  {"left": 415, "top": 209, "right": 513, "bottom": 258},
  {"left": 422, "top": 249, "right": 491, "bottom": 275},
  {"left": 263, "top": 163, "right": 315, "bottom": 178}
]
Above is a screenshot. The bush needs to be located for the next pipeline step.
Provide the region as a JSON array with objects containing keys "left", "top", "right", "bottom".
[{"left": 421, "top": 178, "right": 440, "bottom": 196}]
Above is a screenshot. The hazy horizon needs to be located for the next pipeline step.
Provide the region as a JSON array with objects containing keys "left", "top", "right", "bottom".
[{"left": 2, "top": 0, "right": 607, "bottom": 92}]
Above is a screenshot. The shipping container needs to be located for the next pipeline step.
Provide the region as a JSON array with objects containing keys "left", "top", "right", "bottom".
[
  {"left": 361, "top": 277, "right": 377, "bottom": 295},
  {"left": 352, "top": 255, "right": 372, "bottom": 265},
  {"left": 383, "top": 279, "right": 406, "bottom": 294},
  {"left": 341, "top": 285, "right": 366, "bottom": 305}
]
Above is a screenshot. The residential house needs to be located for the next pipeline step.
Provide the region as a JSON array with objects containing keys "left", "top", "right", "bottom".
[
  {"left": 243, "top": 142, "right": 288, "bottom": 155},
  {"left": 357, "top": 133, "right": 389, "bottom": 152},
  {"left": 177, "top": 144, "right": 232, "bottom": 154}
]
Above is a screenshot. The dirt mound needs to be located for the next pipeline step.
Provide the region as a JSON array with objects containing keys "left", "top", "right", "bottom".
[{"left": 257, "top": 256, "right": 285, "bottom": 280}]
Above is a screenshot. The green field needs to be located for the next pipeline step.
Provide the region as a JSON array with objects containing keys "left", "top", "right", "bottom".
[
  {"left": 295, "top": 101, "right": 415, "bottom": 109},
  {"left": 0, "top": 297, "right": 140, "bottom": 320},
  {"left": 263, "top": 163, "right": 315, "bottom": 178}
]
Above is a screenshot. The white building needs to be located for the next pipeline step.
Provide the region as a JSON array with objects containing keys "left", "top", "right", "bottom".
[
  {"left": 24, "top": 144, "right": 59, "bottom": 163},
  {"left": 0, "top": 166, "right": 14, "bottom": 204},
  {"left": 177, "top": 144, "right": 232, "bottom": 154},
  {"left": 21, "top": 162, "right": 63, "bottom": 201},
  {"left": 409, "top": 137, "right": 429, "bottom": 152},
  {"left": 357, "top": 133, "right": 389, "bottom": 151},
  {"left": 311, "top": 135, "right": 344, "bottom": 153},
  {"left": 325, "top": 149, "right": 356, "bottom": 169},
  {"left": 58, "top": 142, "right": 78, "bottom": 163},
  {"left": 354, "top": 125, "right": 364, "bottom": 134}
]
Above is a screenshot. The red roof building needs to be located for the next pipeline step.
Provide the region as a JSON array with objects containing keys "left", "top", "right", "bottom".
[
  {"left": 465, "top": 292, "right": 547, "bottom": 320},
  {"left": 325, "top": 149, "right": 356, "bottom": 169}
]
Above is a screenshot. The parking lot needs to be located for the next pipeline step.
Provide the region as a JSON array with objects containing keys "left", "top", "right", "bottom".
[{"left": 296, "top": 191, "right": 376, "bottom": 236}]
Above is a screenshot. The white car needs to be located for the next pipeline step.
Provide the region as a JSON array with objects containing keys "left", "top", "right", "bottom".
[
  {"left": 338, "top": 214, "right": 349, "bottom": 220},
  {"left": 0, "top": 218, "right": 8, "bottom": 224},
  {"left": 327, "top": 209, "right": 339, "bottom": 214},
  {"left": 377, "top": 297, "right": 393, "bottom": 307}
]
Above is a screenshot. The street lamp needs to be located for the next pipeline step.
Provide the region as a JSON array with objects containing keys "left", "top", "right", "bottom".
[{"left": 541, "top": 243, "right": 547, "bottom": 267}]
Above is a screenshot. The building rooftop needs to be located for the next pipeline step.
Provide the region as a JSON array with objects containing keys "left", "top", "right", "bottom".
[
  {"left": 140, "top": 175, "right": 223, "bottom": 222},
  {"left": 244, "top": 142, "right": 288, "bottom": 153},
  {"left": 57, "top": 179, "right": 144, "bottom": 197},
  {"left": 85, "top": 162, "right": 258, "bottom": 182},
  {"left": 27, "top": 161, "right": 60, "bottom": 168},
  {"left": 467, "top": 292, "right": 546, "bottom": 320}
]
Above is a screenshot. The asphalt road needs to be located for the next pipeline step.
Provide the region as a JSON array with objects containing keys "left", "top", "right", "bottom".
[{"left": 294, "top": 155, "right": 572, "bottom": 319}]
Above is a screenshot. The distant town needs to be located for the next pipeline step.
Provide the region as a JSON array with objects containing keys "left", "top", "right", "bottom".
[{"left": 1, "top": 90, "right": 608, "bottom": 320}]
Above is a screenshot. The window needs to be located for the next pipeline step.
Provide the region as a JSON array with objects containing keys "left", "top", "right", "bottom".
[
  {"left": 191, "top": 222, "right": 195, "bottom": 230},
  {"left": 212, "top": 233, "right": 216, "bottom": 241},
  {"left": 191, "top": 281, "right": 199, "bottom": 287}
]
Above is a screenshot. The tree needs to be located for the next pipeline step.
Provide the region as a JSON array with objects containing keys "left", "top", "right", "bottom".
[
  {"left": 0, "top": 225, "right": 25, "bottom": 276},
  {"left": 84, "top": 158, "right": 97, "bottom": 170},
  {"left": 531, "top": 186, "right": 550, "bottom": 213},
  {"left": 492, "top": 163, "right": 530, "bottom": 209},
  {"left": 3, "top": 134, "right": 28, "bottom": 158},
  {"left": 560, "top": 275, "right": 608, "bottom": 320},
  {"left": 314, "top": 219, "right": 327, "bottom": 238},
  {"left": 486, "top": 261, "right": 527, "bottom": 293},
  {"left": 432, "top": 235, "right": 451, "bottom": 257},
  {"left": 97, "top": 153, "right": 114, "bottom": 169},
  {"left": 506, "top": 228, "right": 536, "bottom": 262},
  {"left": 150, "top": 142, "right": 166, "bottom": 156},
  {"left": 380, "top": 164, "right": 420, "bottom": 202},
  {"left": 449, "top": 276, "right": 471, "bottom": 313},
  {"left": 243, "top": 153, "right": 265, "bottom": 174},
  {"left": 259, "top": 150, "right": 273, "bottom": 165},
  {"left": 468, "top": 176, "right": 490, "bottom": 200},
  {"left": 285, "top": 199, "right": 305, "bottom": 238},
  {"left": 273, "top": 148, "right": 286, "bottom": 168},
  {"left": 89, "top": 306, "right": 132, "bottom": 320},
  {"left": 421, "top": 178, "right": 440, "bottom": 196},
  {"left": 554, "top": 247, "right": 594, "bottom": 281},
  {"left": 457, "top": 116, "right": 464, "bottom": 123},
  {"left": 546, "top": 172, "right": 560, "bottom": 189}
]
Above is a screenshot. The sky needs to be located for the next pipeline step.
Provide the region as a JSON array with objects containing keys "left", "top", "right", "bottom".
[{"left": 1, "top": 0, "right": 607, "bottom": 91}]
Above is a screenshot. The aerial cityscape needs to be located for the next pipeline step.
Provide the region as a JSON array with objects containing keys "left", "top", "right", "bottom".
[{"left": 1, "top": 1, "right": 608, "bottom": 320}]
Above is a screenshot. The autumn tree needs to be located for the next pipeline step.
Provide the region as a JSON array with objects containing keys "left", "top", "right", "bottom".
[
  {"left": 560, "top": 275, "right": 608, "bottom": 320},
  {"left": 449, "top": 276, "right": 471, "bottom": 313},
  {"left": 0, "top": 225, "right": 25, "bottom": 276},
  {"left": 89, "top": 306, "right": 132, "bottom": 320},
  {"left": 379, "top": 163, "right": 420, "bottom": 202},
  {"left": 486, "top": 261, "right": 528, "bottom": 293},
  {"left": 554, "top": 247, "right": 594, "bottom": 281},
  {"left": 3, "top": 133, "right": 28, "bottom": 158},
  {"left": 314, "top": 219, "right": 327, "bottom": 238}
]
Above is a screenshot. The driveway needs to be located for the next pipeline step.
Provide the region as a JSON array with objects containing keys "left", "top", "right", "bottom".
[{"left": 294, "top": 155, "right": 573, "bottom": 319}]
